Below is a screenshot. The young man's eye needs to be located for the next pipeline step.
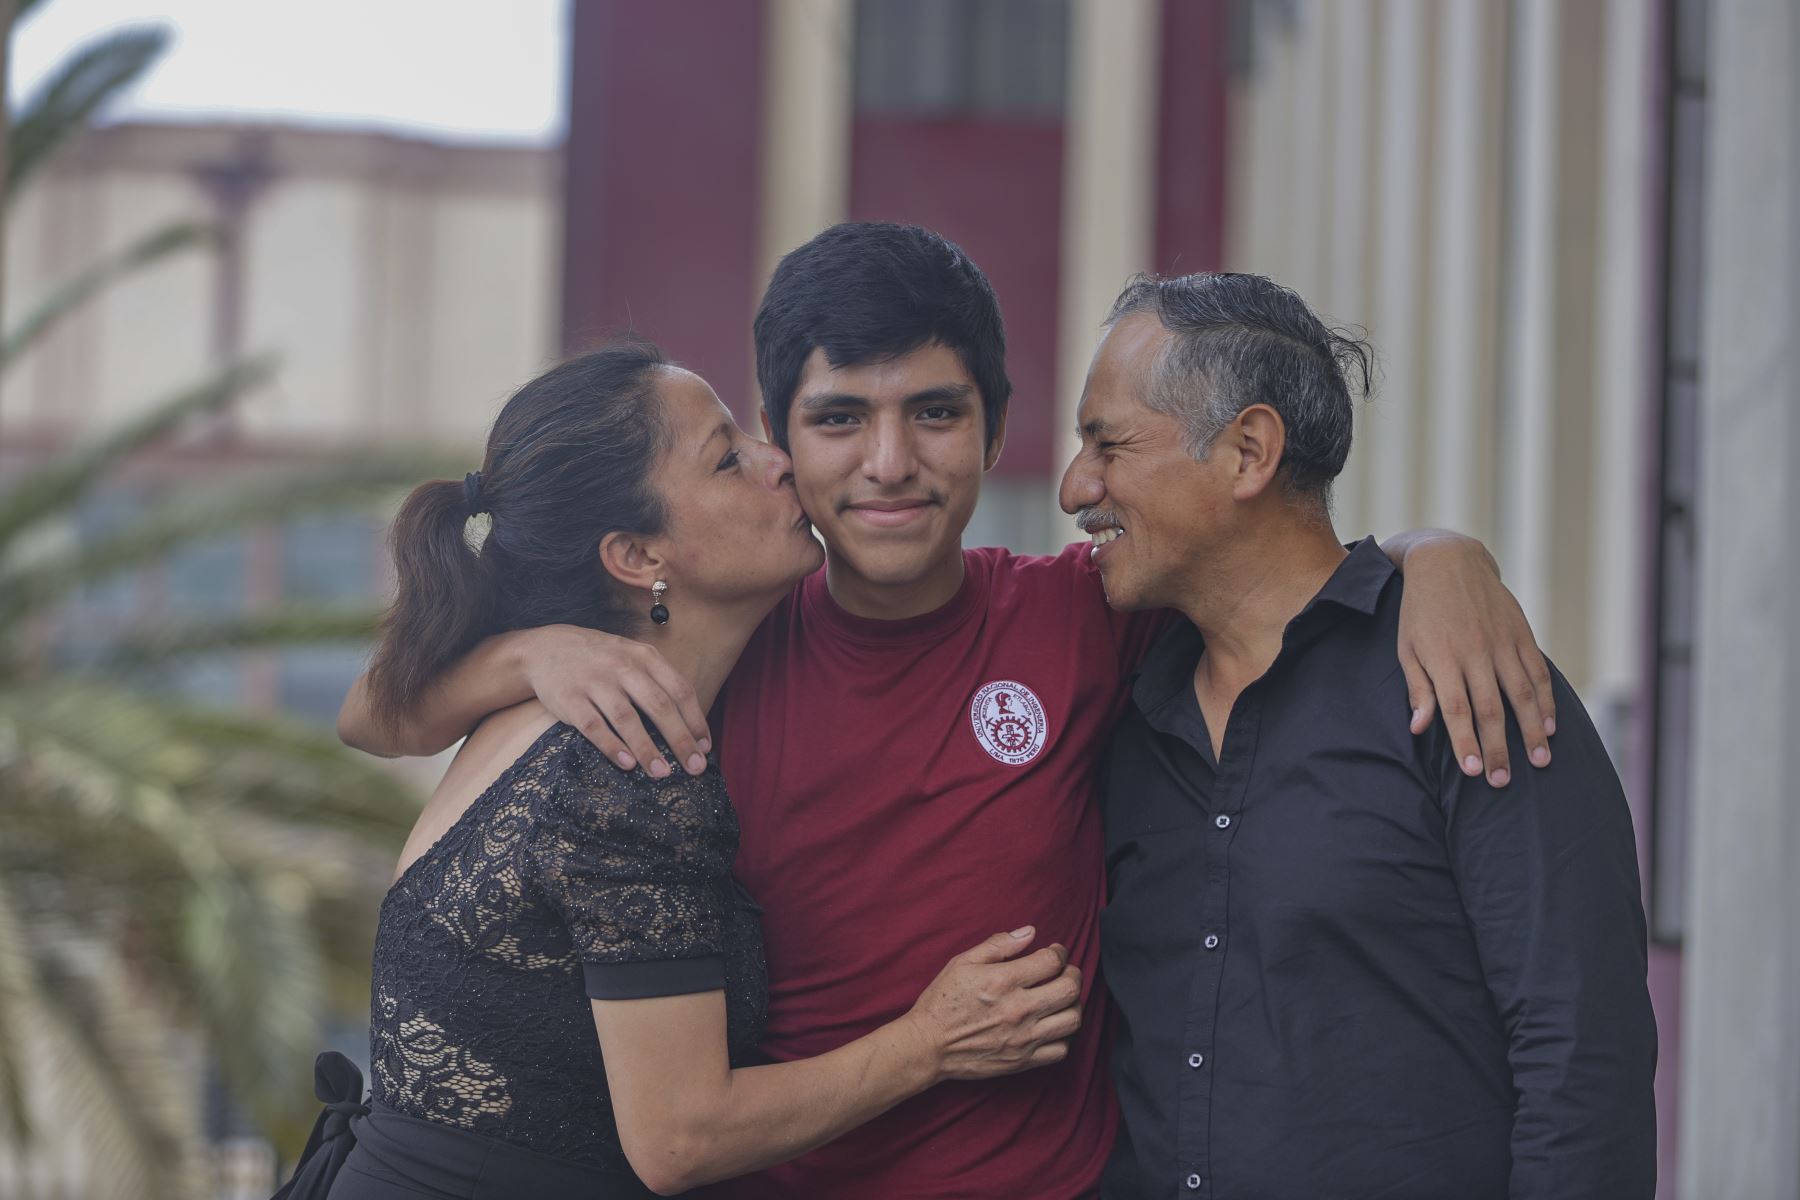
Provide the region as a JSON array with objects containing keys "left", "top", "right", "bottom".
[
  {"left": 716, "top": 449, "right": 741, "bottom": 472},
  {"left": 920, "top": 406, "right": 955, "bottom": 421},
  {"left": 816, "top": 413, "right": 857, "bottom": 427}
]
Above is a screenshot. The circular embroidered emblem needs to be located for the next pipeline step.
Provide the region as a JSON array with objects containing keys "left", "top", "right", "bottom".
[{"left": 969, "top": 680, "right": 1049, "bottom": 766}]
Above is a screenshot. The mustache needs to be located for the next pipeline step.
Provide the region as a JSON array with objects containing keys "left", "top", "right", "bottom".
[{"left": 1074, "top": 506, "right": 1122, "bottom": 534}]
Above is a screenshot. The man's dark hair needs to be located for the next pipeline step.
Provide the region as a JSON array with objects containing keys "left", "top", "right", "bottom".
[
  {"left": 1106, "top": 271, "right": 1371, "bottom": 509},
  {"left": 754, "top": 222, "right": 1011, "bottom": 452}
]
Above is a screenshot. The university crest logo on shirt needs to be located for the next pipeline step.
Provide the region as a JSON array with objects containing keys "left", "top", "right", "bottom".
[{"left": 969, "top": 680, "right": 1049, "bottom": 766}]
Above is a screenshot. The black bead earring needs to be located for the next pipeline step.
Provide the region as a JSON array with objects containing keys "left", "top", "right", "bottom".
[{"left": 649, "top": 580, "right": 670, "bottom": 625}]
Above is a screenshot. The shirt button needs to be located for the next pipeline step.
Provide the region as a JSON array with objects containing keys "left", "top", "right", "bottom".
[
  {"left": 1186, "top": 1174, "right": 1203, "bottom": 1190},
  {"left": 1188, "top": 1052, "right": 1205, "bottom": 1068},
  {"left": 1204, "top": 933, "right": 1220, "bottom": 950},
  {"left": 1214, "top": 814, "right": 1231, "bottom": 829}
]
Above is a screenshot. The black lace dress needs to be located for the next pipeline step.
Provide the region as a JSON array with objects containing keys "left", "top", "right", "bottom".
[{"left": 317, "top": 724, "right": 768, "bottom": 1199}]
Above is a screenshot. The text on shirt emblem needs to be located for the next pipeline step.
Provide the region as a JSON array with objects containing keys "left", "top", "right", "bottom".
[{"left": 969, "top": 680, "right": 1049, "bottom": 766}]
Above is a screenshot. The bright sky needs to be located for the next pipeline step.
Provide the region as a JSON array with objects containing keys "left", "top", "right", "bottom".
[{"left": 8, "top": 0, "right": 568, "bottom": 144}]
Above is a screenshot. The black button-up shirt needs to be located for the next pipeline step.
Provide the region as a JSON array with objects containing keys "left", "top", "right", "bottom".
[{"left": 1100, "top": 539, "right": 1657, "bottom": 1200}]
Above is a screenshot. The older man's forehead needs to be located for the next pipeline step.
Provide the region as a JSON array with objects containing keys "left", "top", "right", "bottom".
[{"left": 1105, "top": 309, "right": 1174, "bottom": 358}]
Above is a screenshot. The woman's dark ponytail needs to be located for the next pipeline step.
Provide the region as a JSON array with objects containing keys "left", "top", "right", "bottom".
[
  {"left": 363, "top": 337, "right": 672, "bottom": 735},
  {"left": 365, "top": 477, "right": 498, "bottom": 735}
]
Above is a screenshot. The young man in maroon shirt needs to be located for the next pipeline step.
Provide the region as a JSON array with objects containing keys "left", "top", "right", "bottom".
[{"left": 339, "top": 223, "right": 1555, "bottom": 1198}]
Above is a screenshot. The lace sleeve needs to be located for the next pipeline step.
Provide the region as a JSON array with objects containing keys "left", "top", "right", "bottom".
[{"left": 527, "top": 731, "right": 737, "bottom": 1001}]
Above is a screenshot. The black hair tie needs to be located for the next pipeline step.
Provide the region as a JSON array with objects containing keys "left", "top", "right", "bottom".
[{"left": 463, "top": 471, "right": 487, "bottom": 516}]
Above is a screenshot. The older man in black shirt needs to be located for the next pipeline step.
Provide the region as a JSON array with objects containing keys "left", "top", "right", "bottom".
[{"left": 1059, "top": 273, "right": 1657, "bottom": 1199}]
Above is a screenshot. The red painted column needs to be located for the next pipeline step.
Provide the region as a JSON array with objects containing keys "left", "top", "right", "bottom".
[
  {"left": 561, "top": 0, "right": 767, "bottom": 413},
  {"left": 850, "top": 118, "right": 1065, "bottom": 480},
  {"left": 1154, "top": 0, "right": 1231, "bottom": 276}
]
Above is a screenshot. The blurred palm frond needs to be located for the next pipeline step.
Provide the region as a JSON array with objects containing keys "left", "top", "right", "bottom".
[
  {"left": 6, "top": 25, "right": 169, "bottom": 200},
  {"left": 0, "top": 2, "right": 442, "bottom": 1184},
  {"left": 0, "top": 219, "right": 218, "bottom": 367},
  {"left": 0, "top": 355, "right": 276, "bottom": 551}
]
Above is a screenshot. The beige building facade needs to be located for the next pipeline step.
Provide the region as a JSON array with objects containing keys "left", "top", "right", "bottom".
[
  {"left": 2, "top": 121, "right": 560, "bottom": 725},
  {"left": 4, "top": 121, "right": 560, "bottom": 450}
]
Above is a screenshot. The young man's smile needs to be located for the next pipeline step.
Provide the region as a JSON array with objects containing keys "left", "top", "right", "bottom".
[{"left": 843, "top": 496, "right": 938, "bottom": 528}]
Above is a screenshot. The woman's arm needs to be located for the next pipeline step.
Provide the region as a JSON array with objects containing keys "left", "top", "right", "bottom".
[
  {"left": 593, "top": 928, "right": 1081, "bottom": 1196},
  {"left": 337, "top": 631, "right": 535, "bottom": 758},
  {"left": 336, "top": 624, "right": 713, "bottom": 775}
]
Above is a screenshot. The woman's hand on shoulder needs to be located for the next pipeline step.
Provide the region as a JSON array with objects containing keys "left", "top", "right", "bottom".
[
  {"left": 519, "top": 624, "right": 714, "bottom": 778},
  {"left": 899, "top": 926, "right": 1082, "bottom": 1083}
]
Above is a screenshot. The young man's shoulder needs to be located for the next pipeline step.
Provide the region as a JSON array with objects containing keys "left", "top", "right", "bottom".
[{"left": 968, "top": 540, "right": 1102, "bottom": 591}]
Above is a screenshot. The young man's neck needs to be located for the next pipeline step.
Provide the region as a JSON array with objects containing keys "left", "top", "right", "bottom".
[
  {"left": 1177, "top": 516, "right": 1347, "bottom": 690},
  {"left": 823, "top": 543, "right": 967, "bottom": 621}
]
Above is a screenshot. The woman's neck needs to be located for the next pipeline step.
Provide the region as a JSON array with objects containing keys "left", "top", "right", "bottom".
[{"left": 635, "top": 599, "right": 768, "bottom": 716}]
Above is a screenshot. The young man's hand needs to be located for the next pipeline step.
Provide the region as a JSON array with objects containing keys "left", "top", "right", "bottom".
[
  {"left": 522, "top": 624, "right": 714, "bottom": 777},
  {"left": 1386, "top": 530, "right": 1557, "bottom": 787}
]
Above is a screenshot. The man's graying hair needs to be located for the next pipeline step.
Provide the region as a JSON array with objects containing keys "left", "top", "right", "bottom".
[{"left": 1106, "top": 272, "right": 1371, "bottom": 509}]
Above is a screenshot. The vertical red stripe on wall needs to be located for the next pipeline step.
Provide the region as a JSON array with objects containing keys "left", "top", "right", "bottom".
[
  {"left": 1155, "top": 0, "right": 1231, "bottom": 275},
  {"left": 850, "top": 118, "right": 1065, "bottom": 480},
  {"left": 561, "top": 0, "right": 767, "bottom": 413}
]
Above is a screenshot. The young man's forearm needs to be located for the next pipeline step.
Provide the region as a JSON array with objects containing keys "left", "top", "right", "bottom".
[{"left": 337, "top": 632, "right": 536, "bottom": 757}]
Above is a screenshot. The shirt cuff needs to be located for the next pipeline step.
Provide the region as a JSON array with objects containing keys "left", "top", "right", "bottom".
[{"left": 584, "top": 955, "right": 725, "bottom": 1000}]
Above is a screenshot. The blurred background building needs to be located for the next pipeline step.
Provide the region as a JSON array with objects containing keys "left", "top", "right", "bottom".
[
  {"left": 3, "top": 122, "right": 557, "bottom": 726},
  {"left": 3, "top": 1, "right": 1796, "bottom": 1197}
]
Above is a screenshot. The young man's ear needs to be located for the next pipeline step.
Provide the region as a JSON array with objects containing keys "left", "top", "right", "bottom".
[
  {"left": 759, "top": 407, "right": 774, "bottom": 442},
  {"left": 982, "top": 405, "right": 1009, "bottom": 472},
  {"left": 598, "top": 531, "right": 667, "bottom": 595},
  {"left": 1229, "top": 404, "right": 1288, "bottom": 502}
]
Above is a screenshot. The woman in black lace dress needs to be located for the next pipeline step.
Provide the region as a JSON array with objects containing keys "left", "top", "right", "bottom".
[{"left": 274, "top": 340, "right": 1081, "bottom": 1199}]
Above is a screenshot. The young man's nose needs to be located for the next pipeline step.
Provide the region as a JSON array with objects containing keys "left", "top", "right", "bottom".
[{"left": 864, "top": 420, "right": 919, "bottom": 484}]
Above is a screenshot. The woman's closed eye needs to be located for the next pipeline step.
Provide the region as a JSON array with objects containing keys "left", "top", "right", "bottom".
[{"left": 715, "top": 448, "right": 741, "bottom": 472}]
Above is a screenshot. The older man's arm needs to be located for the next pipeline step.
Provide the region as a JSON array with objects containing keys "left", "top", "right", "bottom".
[{"left": 1438, "top": 667, "right": 1658, "bottom": 1199}]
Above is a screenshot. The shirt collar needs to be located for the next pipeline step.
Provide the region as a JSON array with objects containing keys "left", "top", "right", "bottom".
[
  {"left": 1129, "top": 537, "right": 1397, "bottom": 715},
  {"left": 1304, "top": 536, "right": 1397, "bottom": 619}
]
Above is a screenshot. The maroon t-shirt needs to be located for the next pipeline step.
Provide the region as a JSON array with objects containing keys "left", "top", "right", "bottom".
[{"left": 709, "top": 543, "right": 1165, "bottom": 1199}]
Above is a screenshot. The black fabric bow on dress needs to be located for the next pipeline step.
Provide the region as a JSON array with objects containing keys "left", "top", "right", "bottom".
[{"left": 271, "top": 1051, "right": 369, "bottom": 1199}]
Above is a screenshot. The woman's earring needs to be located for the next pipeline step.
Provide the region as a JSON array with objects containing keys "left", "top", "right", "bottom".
[{"left": 650, "top": 580, "right": 670, "bottom": 625}]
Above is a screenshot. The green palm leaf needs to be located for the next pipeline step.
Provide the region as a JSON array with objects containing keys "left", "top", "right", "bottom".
[
  {"left": 0, "top": 451, "right": 441, "bottom": 629},
  {"left": 163, "top": 702, "right": 421, "bottom": 842},
  {"left": 6, "top": 25, "right": 169, "bottom": 200},
  {"left": 0, "top": 355, "right": 275, "bottom": 555},
  {"left": 0, "top": 885, "right": 180, "bottom": 1198},
  {"left": 1, "top": 686, "right": 334, "bottom": 1122},
  {"left": 1, "top": 219, "right": 216, "bottom": 368},
  {"left": 1, "top": 1, "right": 441, "bottom": 1177},
  {"left": 99, "top": 603, "right": 382, "bottom": 667},
  {"left": 13, "top": 0, "right": 51, "bottom": 27},
  {"left": 0, "top": 875, "right": 36, "bottom": 1143}
]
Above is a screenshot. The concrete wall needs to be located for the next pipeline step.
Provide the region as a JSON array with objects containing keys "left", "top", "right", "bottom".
[{"left": 1677, "top": 0, "right": 1800, "bottom": 1194}]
